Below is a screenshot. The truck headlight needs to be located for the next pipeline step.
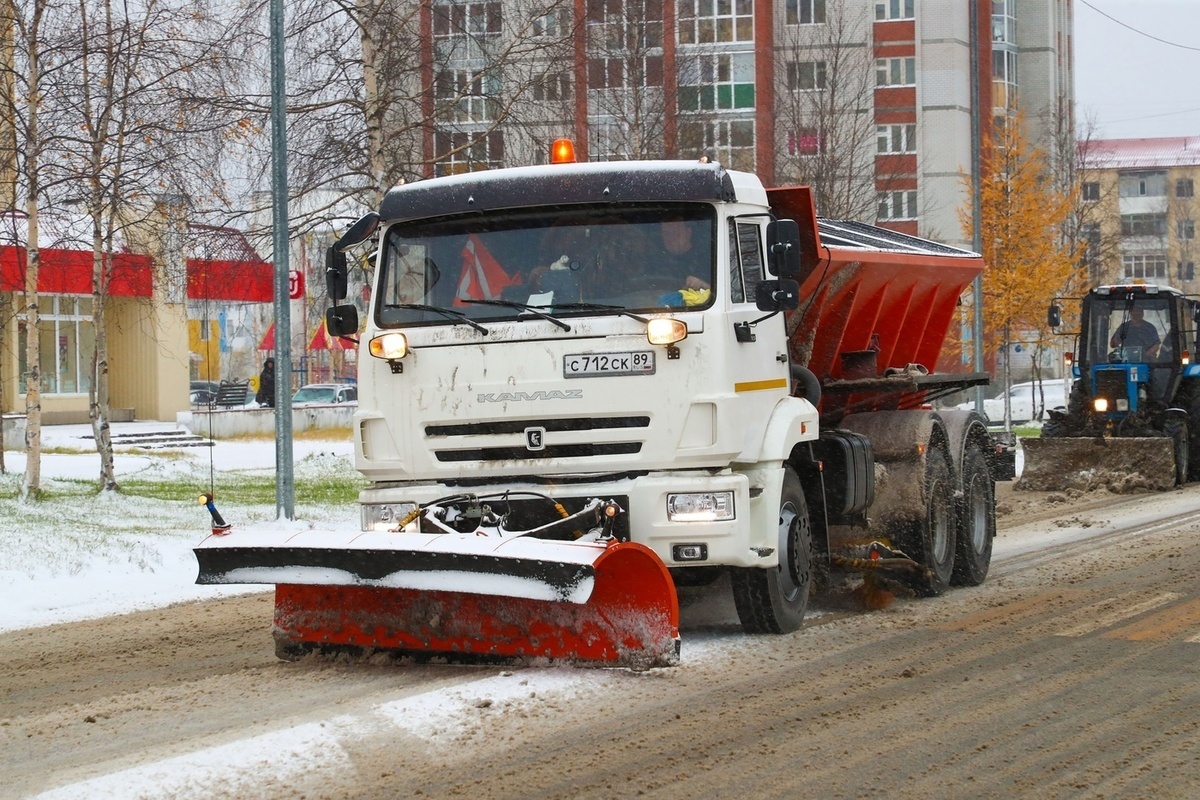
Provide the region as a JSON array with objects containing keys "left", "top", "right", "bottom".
[
  {"left": 647, "top": 317, "right": 687, "bottom": 346},
  {"left": 362, "top": 502, "right": 419, "bottom": 531},
  {"left": 369, "top": 332, "right": 408, "bottom": 360},
  {"left": 666, "top": 492, "right": 734, "bottom": 522}
]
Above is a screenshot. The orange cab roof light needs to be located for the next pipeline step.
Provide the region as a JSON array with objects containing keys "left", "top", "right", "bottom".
[{"left": 551, "top": 138, "right": 577, "bottom": 164}]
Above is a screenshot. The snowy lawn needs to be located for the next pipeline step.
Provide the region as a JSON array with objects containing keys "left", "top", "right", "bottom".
[{"left": 0, "top": 422, "right": 361, "bottom": 632}]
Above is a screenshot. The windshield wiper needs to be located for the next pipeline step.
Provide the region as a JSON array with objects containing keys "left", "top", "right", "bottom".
[
  {"left": 549, "top": 302, "right": 650, "bottom": 324},
  {"left": 383, "top": 303, "right": 489, "bottom": 335},
  {"left": 461, "top": 298, "right": 571, "bottom": 331}
]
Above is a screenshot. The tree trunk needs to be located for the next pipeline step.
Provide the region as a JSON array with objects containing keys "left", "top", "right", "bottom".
[{"left": 90, "top": 223, "right": 117, "bottom": 492}]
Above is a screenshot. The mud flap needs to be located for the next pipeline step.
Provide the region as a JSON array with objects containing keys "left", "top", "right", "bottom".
[{"left": 1017, "top": 437, "right": 1175, "bottom": 492}]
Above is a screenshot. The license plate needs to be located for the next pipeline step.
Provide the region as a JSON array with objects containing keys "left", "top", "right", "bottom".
[{"left": 564, "top": 351, "right": 656, "bottom": 378}]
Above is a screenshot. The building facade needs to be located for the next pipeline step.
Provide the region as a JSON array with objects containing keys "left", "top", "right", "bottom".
[
  {"left": 1079, "top": 137, "right": 1200, "bottom": 291},
  {"left": 415, "top": 0, "right": 1073, "bottom": 249}
]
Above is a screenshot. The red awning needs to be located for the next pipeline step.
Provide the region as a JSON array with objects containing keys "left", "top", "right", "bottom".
[
  {"left": 0, "top": 245, "right": 152, "bottom": 296},
  {"left": 0, "top": 245, "right": 273, "bottom": 303},
  {"left": 187, "top": 258, "right": 273, "bottom": 302}
]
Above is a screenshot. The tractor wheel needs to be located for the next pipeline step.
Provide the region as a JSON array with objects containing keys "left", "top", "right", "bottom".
[
  {"left": 951, "top": 445, "right": 994, "bottom": 586},
  {"left": 1187, "top": 388, "right": 1200, "bottom": 482},
  {"left": 732, "top": 466, "right": 813, "bottom": 634},
  {"left": 1165, "top": 419, "right": 1189, "bottom": 486}
]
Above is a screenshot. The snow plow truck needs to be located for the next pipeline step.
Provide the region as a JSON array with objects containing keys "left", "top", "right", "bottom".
[
  {"left": 194, "top": 146, "right": 1015, "bottom": 668},
  {"left": 1021, "top": 283, "right": 1200, "bottom": 492}
]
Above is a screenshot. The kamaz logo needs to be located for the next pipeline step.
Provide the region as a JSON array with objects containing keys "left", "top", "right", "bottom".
[{"left": 476, "top": 390, "right": 583, "bottom": 402}]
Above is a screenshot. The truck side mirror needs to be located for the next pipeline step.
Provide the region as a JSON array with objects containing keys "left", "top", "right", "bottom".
[
  {"left": 326, "top": 304, "right": 359, "bottom": 338},
  {"left": 1047, "top": 303, "right": 1062, "bottom": 328},
  {"left": 755, "top": 279, "right": 800, "bottom": 312},
  {"left": 766, "top": 219, "right": 802, "bottom": 279},
  {"left": 326, "top": 247, "right": 348, "bottom": 301}
]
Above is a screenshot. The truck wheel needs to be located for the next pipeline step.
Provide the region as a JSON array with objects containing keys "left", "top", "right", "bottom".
[
  {"left": 731, "top": 466, "right": 812, "bottom": 634},
  {"left": 951, "top": 446, "right": 993, "bottom": 586},
  {"left": 904, "top": 448, "right": 956, "bottom": 596},
  {"left": 1187, "top": 390, "right": 1200, "bottom": 481}
]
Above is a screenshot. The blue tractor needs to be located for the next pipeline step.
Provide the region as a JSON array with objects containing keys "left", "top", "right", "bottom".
[{"left": 1022, "top": 283, "right": 1200, "bottom": 490}]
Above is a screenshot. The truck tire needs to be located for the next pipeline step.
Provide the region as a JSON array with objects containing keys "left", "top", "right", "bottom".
[
  {"left": 904, "top": 447, "right": 956, "bottom": 596},
  {"left": 731, "top": 466, "right": 812, "bottom": 634},
  {"left": 1187, "top": 389, "right": 1200, "bottom": 482},
  {"left": 950, "top": 445, "right": 993, "bottom": 586}
]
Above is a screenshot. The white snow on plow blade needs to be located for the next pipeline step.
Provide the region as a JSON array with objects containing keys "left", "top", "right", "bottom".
[{"left": 219, "top": 565, "right": 595, "bottom": 604}]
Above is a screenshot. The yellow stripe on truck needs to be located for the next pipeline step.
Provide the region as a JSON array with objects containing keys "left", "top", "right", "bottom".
[{"left": 734, "top": 378, "right": 788, "bottom": 393}]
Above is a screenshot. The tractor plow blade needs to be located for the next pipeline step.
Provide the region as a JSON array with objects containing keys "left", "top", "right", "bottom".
[
  {"left": 195, "top": 532, "right": 679, "bottom": 668},
  {"left": 1017, "top": 436, "right": 1175, "bottom": 493}
]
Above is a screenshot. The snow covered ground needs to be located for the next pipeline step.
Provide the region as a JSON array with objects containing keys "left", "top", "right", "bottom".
[{"left": 0, "top": 422, "right": 358, "bottom": 633}]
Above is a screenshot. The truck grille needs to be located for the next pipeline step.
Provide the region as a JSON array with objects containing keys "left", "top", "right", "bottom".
[
  {"left": 427, "top": 416, "right": 650, "bottom": 464},
  {"left": 426, "top": 416, "right": 650, "bottom": 436}
]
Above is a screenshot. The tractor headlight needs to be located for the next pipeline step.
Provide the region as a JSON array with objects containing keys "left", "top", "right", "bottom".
[
  {"left": 1116, "top": 398, "right": 1129, "bottom": 411},
  {"left": 1093, "top": 398, "right": 1108, "bottom": 413},
  {"left": 362, "top": 502, "right": 419, "bottom": 532},
  {"left": 666, "top": 492, "right": 735, "bottom": 522}
]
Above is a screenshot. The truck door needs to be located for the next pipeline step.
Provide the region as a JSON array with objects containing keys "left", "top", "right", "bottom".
[{"left": 727, "top": 218, "right": 792, "bottom": 422}]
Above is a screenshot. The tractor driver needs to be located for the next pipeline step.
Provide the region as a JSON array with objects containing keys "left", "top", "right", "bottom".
[{"left": 1109, "top": 307, "right": 1161, "bottom": 357}]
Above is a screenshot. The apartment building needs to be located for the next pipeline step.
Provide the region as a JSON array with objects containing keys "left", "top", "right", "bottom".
[
  {"left": 1079, "top": 137, "right": 1200, "bottom": 290},
  {"left": 418, "top": 0, "right": 1073, "bottom": 248}
]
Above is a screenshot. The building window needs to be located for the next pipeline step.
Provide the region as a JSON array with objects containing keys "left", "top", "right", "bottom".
[
  {"left": 1179, "top": 261, "right": 1196, "bottom": 281},
  {"left": 17, "top": 295, "right": 94, "bottom": 395},
  {"left": 533, "top": 70, "right": 573, "bottom": 101},
  {"left": 678, "top": 0, "right": 753, "bottom": 44},
  {"left": 435, "top": 68, "right": 502, "bottom": 122},
  {"left": 876, "top": 57, "right": 916, "bottom": 87},
  {"left": 1120, "top": 213, "right": 1167, "bottom": 237},
  {"left": 1122, "top": 253, "right": 1167, "bottom": 280},
  {"left": 1081, "top": 182, "right": 1100, "bottom": 202},
  {"left": 1179, "top": 178, "right": 1196, "bottom": 198},
  {"left": 875, "top": 0, "right": 913, "bottom": 20},
  {"left": 876, "top": 124, "right": 916, "bottom": 154},
  {"left": 788, "top": 127, "right": 824, "bottom": 156},
  {"left": 532, "top": 8, "right": 566, "bottom": 37},
  {"left": 878, "top": 190, "right": 917, "bottom": 221},
  {"left": 787, "top": 61, "right": 826, "bottom": 91},
  {"left": 433, "top": 130, "right": 505, "bottom": 176},
  {"left": 433, "top": 1, "right": 501, "bottom": 37},
  {"left": 678, "top": 52, "right": 755, "bottom": 111},
  {"left": 678, "top": 118, "right": 755, "bottom": 171},
  {"left": 785, "top": 0, "right": 826, "bottom": 25},
  {"left": 1118, "top": 171, "right": 1167, "bottom": 198},
  {"left": 1180, "top": 220, "right": 1196, "bottom": 240},
  {"left": 992, "top": 0, "right": 1016, "bottom": 44}
]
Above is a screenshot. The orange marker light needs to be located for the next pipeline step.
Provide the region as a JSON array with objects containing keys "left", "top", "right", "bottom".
[{"left": 551, "top": 138, "right": 577, "bottom": 164}]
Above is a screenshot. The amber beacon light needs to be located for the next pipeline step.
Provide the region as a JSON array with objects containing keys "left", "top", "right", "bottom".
[{"left": 551, "top": 138, "right": 577, "bottom": 164}]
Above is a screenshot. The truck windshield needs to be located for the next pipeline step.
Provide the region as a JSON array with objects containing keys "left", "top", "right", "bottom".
[{"left": 375, "top": 203, "right": 716, "bottom": 327}]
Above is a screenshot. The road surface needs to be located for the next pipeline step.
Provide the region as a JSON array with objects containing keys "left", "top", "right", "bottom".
[{"left": 5, "top": 485, "right": 1200, "bottom": 799}]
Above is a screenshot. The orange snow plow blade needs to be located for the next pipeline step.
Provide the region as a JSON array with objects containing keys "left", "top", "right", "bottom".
[
  {"left": 273, "top": 541, "right": 678, "bottom": 667},
  {"left": 196, "top": 533, "right": 679, "bottom": 668}
]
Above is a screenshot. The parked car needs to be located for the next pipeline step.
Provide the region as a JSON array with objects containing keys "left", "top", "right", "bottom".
[
  {"left": 957, "top": 380, "right": 1068, "bottom": 423},
  {"left": 190, "top": 380, "right": 220, "bottom": 405},
  {"left": 292, "top": 383, "right": 358, "bottom": 407}
]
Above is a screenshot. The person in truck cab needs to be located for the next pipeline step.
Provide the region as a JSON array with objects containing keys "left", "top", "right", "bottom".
[{"left": 1110, "top": 307, "right": 1161, "bottom": 358}]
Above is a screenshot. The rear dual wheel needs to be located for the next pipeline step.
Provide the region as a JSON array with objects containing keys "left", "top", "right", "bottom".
[
  {"left": 732, "top": 466, "right": 812, "bottom": 634},
  {"left": 903, "top": 446, "right": 957, "bottom": 596},
  {"left": 951, "top": 446, "right": 993, "bottom": 586}
]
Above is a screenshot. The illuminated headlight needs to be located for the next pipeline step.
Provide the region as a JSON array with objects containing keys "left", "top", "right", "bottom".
[
  {"left": 666, "top": 492, "right": 734, "bottom": 522},
  {"left": 362, "top": 502, "right": 418, "bottom": 531},
  {"left": 369, "top": 332, "right": 408, "bottom": 360},
  {"left": 647, "top": 318, "right": 687, "bottom": 346},
  {"left": 1093, "top": 398, "right": 1108, "bottom": 413},
  {"left": 1116, "top": 398, "right": 1129, "bottom": 411}
]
